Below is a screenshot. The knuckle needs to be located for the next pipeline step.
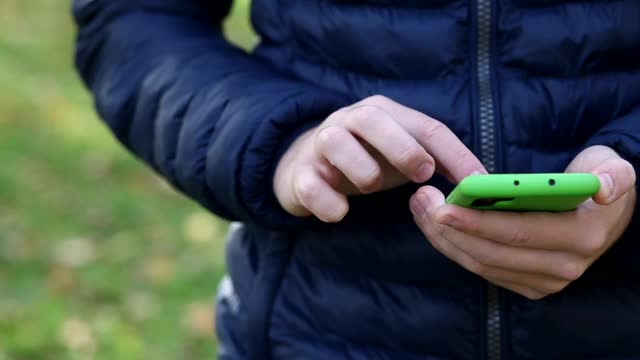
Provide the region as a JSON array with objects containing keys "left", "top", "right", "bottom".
[
  {"left": 458, "top": 213, "right": 479, "bottom": 232},
  {"left": 294, "top": 175, "right": 320, "bottom": 206},
  {"left": 315, "top": 126, "right": 344, "bottom": 152},
  {"left": 397, "top": 143, "right": 425, "bottom": 167},
  {"left": 363, "top": 94, "right": 391, "bottom": 106},
  {"left": 433, "top": 223, "right": 448, "bottom": 239},
  {"left": 468, "top": 261, "right": 488, "bottom": 277},
  {"left": 541, "top": 280, "right": 570, "bottom": 295},
  {"left": 559, "top": 260, "right": 587, "bottom": 281},
  {"left": 506, "top": 229, "right": 530, "bottom": 247},
  {"left": 324, "top": 107, "right": 352, "bottom": 126},
  {"left": 436, "top": 208, "right": 456, "bottom": 224},
  {"left": 451, "top": 147, "right": 473, "bottom": 168},
  {"left": 588, "top": 145, "right": 610, "bottom": 154},
  {"left": 579, "top": 233, "right": 606, "bottom": 257},
  {"left": 418, "top": 119, "right": 446, "bottom": 143},
  {"left": 347, "top": 105, "right": 382, "bottom": 129},
  {"left": 322, "top": 205, "right": 347, "bottom": 223},
  {"left": 427, "top": 232, "right": 446, "bottom": 252},
  {"left": 429, "top": 228, "right": 450, "bottom": 251},
  {"left": 522, "top": 290, "right": 546, "bottom": 301},
  {"left": 357, "top": 167, "right": 383, "bottom": 193},
  {"left": 507, "top": 224, "right": 531, "bottom": 246},
  {"left": 627, "top": 163, "right": 637, "bottom": 186},
  {"left": 333, "top": 106, "right": 351, "bottom": 118},
  {"left": 475, "top": 252, "right": 498, "bottom": 267},
  {"left": 427, "top": 235, "right": 442, "bottom": 251},
  {"left": 619, "top": 158, "right": 637, "bottom": 185}
]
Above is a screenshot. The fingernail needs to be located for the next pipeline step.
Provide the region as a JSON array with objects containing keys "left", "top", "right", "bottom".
[
  {"left": 598, "top": 173, "right": 614, "bottom": 200},
  {"left": 413, "top": 193, "right": 430, "bottom": 215},
  {"left": 470, "top": 170, "right": 485, "bottom": 176},
  {"left": 410, "top": 194, "right": 426, "bottom": 216},
  {"left": 416, "top": 163, "right": 434, "bottom": 182},
  {"left": 418, "top": 193, "right": 432, "bottom": 211}
]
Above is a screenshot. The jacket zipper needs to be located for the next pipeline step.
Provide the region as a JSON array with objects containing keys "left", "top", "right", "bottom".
[{"left": 475, "top": 1, "right": 501, "bottom": 360}]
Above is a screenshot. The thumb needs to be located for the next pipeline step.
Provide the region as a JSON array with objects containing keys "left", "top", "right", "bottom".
[
  {"left": 592, "top": 158, "right": 636, "bottom": 205},
  {"left": 567, "top": 145, "right": 636, "bottom": 205},
  {"left": 410, "top": 185, "right": 446, "bottom": 217}
]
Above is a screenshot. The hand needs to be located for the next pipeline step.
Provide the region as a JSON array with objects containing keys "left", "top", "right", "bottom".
[
  {"left": 410, "top": 145, "right": 636, "bottom": 300},
  {"left": 274, "top": 95, "right": 487, "bottom": 222}
]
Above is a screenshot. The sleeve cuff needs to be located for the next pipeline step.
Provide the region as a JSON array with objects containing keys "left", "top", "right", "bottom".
[{"left": 236, "top": 93, "right": 347, "bottom": 229}]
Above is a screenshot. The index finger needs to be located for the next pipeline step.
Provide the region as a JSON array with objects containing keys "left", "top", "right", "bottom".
[
  {"left": 433, "top": 204, "right": 589, "bottom": 253},
  {"left": 358, "top": 96, "right": 486, "bottom": 182}
]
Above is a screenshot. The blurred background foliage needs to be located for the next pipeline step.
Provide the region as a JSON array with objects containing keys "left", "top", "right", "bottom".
[{"left": 0, "top": 1, "right": 256, "bottom": 359}]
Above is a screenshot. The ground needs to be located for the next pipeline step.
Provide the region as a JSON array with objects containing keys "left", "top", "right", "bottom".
[{"left": 0, "top": 1, "right": 255, "bottom": 359}]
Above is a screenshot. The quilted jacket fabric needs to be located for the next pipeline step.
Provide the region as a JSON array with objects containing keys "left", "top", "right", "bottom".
[{"left": 73, "top": 0, "right": 640, "bottom": 359}]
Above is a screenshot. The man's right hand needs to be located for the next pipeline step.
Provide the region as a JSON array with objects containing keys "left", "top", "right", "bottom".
[{"left": 273, "top": 95, "right": 486, "bottom": 222}]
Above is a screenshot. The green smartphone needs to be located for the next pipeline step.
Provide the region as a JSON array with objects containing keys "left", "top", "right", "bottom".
[{"left": 445, "top": 173, "right": 600, "bottom": 211}]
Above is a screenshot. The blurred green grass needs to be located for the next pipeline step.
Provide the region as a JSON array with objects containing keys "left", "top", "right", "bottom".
[{"left": 0, "top": 1, "right": 256, "bottom": 359}]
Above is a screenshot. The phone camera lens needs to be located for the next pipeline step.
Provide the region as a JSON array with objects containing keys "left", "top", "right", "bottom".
[
  {"left": 548, "top": 179, "right": 556, "bottom": 186},
  {"left": 514, "top": 180, "right": 520, "bottom": 186}
]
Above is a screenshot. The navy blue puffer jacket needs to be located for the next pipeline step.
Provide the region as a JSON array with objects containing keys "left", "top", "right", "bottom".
[{"left": 73, "top": 0, "right": 640, "bottom": 359}]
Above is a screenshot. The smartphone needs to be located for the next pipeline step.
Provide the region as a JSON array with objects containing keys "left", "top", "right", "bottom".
[{"left": 445, "top": 173, "right": 600, "bottom": 211}]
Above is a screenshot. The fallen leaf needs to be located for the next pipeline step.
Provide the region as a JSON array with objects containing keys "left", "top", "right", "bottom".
[
  {"left": 125, "top": 291, "right": 159, "bottom": 322},
  {"left": 47, "top": 265, "right": 75, "bottom": 293},
  {"left": 60, "top": 318, "right": 96, "bottom": 354},
  {"left": 52, "top": 237, "right": 95, "bottom": 268},
  {"left": 183, "top": 301, "right": 214, "bottom": 338},
  {"left": 92, "top": 306, "right": 119, "bottom": 338},
  {"left": 183, "top": 211, "right": 217, "bottom": 244},
  {"left": 141, "top": 255, "right": 175, "bottom": 286}
]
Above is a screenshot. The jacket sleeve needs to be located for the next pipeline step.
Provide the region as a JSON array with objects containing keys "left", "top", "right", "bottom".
[
  {"left": 72, "top": 0, "right": 350, "bottom": 229},
  {"left": 584, "top": 106, "right": 640, "bottom": 237}
]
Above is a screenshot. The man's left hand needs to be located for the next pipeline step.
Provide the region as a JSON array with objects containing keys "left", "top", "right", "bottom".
[{"left": 410, "top": 145, "right": 636, "bottom": 300}]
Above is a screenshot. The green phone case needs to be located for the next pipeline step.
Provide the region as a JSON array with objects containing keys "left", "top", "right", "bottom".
[{"left": 445, "top": 173, "right": 600, "bottom": 211}]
